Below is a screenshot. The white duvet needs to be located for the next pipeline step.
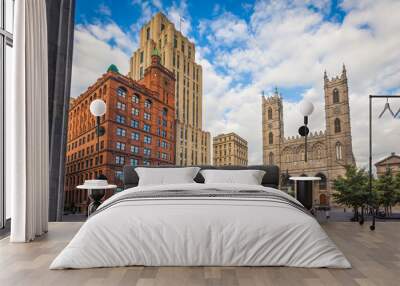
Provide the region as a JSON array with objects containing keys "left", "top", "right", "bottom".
[{"left": 50, "top": 183, "right": 351, "bottom": 269}]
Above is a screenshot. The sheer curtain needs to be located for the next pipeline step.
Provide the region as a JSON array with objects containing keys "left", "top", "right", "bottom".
[{"left": 7, "top": 0, "right": 49, "bottom": 242}]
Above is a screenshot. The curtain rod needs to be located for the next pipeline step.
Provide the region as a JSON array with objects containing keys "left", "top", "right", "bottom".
[{"left": 369, "top": 95, "right": 400, "bottom": 98}]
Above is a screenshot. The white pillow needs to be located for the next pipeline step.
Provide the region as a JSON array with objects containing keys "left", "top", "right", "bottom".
[
  {"left": 135, "top": 167, "right": 201, "bottom": 186},
  {"left": 200, "top": 169, "right": 266, "bottom": 185}
]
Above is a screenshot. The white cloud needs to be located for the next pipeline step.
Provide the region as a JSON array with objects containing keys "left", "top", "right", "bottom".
[
  {"left": 202, "top": 12, "right": 249, "bottom": 46},
  {"left": 97, "top": 3, "right": 112, "bottom": 16},
  {"left": 70, "top": 22, "right": 136, "bottom": 98},
  {"left": 199, "top": 0, "right": 400, "bottom": 167},
  {"left": 165, "top": 0, "right": 192, "bottom": 36}
]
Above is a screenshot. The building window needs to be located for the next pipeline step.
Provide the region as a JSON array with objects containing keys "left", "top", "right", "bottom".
[
  {"left": 162, "top": 107, "right": 168, "bottom": 117},
  {"left": 130, "top": 158, "right": 138, "bottom": 166},
  {"left": 333, "top": 88, "right": 339, "bottom": 104},
  {"left": 131, "top": 132, "right": 140, "bottom": 141},
  {"left": 268, "top": 132, "right": 273, "bottom": 144},
  {"left": 268, "top": 108, "right": 273, "bottom": 120},
  {"left": 139, "top": 66, "right": 143, "bottom": 79},
  {"left": 146, "top": 27, "right": 150, "bottom": 40},
  {"left": 144, "top": 135, "right": 152, "bottom": 144},
  {"left": 144, "top": 112, "right": 151, "bottom": 120},
  {"left": 161, "top": 141, "right": 168, "bottom": 148},
  {"left": 161, "top": 152, "right": 168, "bottom": 160},
  {"left": 314, "top": 145, "right": 323, "bottom": 160},
  {"left": 131, "top": 145, "right": 139, "bottom": 154},
  {"left": 144, "top": 148, "right": 151, "bottom": 157},
  {"left": 116, "top": 142, "right": 125, "bottom": 151},
  {"left": 117, "top": 101, "right": 125, "bottom": 110},
  {"left": 132, "top": 108, "right": 139, "bottom": 116},
  {"left": 132, "top": 94, "right": 140, "bottom": 103},
  {"left": 334, "top": 118, "right": 341, "bottom": 133},
  {"left": 115, "top": 171, "right": 123, "bottom": 181},
  {"left": 161, "top": 130, "right": 167, "bottom": 138},
  {"left": 336, "top": 142, "right": 343, "bottom": 160},
  {"left": 143, "top": 159, "right": 150, "bottom": 166},
  {"left": 115, "top": 156, "right": 125, "bottom": 165},
  {"left": 116, "top": 128, "right": 126, "bottom": 137},
  {"left": 131, "top": 119, "right": 139, "bottom": 128},
  {"left": 143, "top": 124, "right": 151, "bottom": 132},
  {"left": 174, "top": 34, "right": 177, "bottom": 48},
  {"left": 140, "top": 51, "right": 144, "bottom": 63},
  {"left": 316, "top": 173, "right": 327, "bottom": 190},
  {"left": 1, "top": 0, "right": 15, "bottom": 227},
  {"left": 268, "top": 152, "right": 274, "bottom": 164},
  {"left": 144, "top": 99, "right": 152, "bottom": 109},
  {"left": 117, "top": 87, "right": 127, "bottom": 97},
  {"left": 116, "top": 115, "right": 125, "bottom": 124}
]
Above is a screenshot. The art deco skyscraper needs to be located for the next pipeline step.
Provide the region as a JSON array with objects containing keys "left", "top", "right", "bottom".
[{"left": 129, "top": 12, "right": 211, "bottom": 166}]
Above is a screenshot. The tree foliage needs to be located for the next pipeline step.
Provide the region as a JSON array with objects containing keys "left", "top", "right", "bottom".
[
  {"left": 332, "top": 165, "right": 369, "bottom": 210},
  {"left": 333, "top": 165, "right": 400, "bottom": 219}
]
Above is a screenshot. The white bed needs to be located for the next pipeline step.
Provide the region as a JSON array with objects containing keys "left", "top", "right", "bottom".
[{"left": 50, "top": 183, "right": 351, "bottom": 269}]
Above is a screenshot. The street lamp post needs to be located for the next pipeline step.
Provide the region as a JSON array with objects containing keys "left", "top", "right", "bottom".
[
  {"left": 298, "top": 100, "right": 314, "bottom": 162},
  {"left": 89, "top": 99, "right": 106, "bottom": 168},
  {"left": 86, "top": 99, "right": 108, "bottom": 215}
]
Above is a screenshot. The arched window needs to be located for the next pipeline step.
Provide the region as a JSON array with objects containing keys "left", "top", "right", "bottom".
[
  {"left": 334, "top": 118, "right": 341, "bottom": 133},
  {"left": 144, "top": 99, "right": 152, "bottom": 109},
  {"left": 336, "top": 142, "right": 343, "bottom": 160},
  {"left": 268, "top": 132, "right": 273, "bottom": 144},
  {"left": 333, "top": 88, "right": 339, "bottom": 103},
  {"left": 282, "top": 148, "right": 291, "bottom": 163},
  {"left": 312, "top": 143, "right": 324, "bottom": 160},
  {"left": 267, "top": 108, "right": 273, "bottom": 120},
  {"left": 132, "top": 94, "right": 140, "bottom": 104},
  {"left": 316, "top": 173, "right": 327, "bottom": 190},
  {"left": 117, "top": 87, "right": 127, "bottom": 97},
  {"left": 268, "top": 152, "right": 274, "bottom": 164}
]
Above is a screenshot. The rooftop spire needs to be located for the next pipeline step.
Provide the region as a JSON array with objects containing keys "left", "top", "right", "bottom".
[
  {"left": 151, "top": 47, "right": 161, "bottom": 64},
  {"left": 342, "top": 63, "right": 347, "bottom": 78},
  {"left": 324, "top": 69, "right": 328, "bottom": 84},
  {"left": 107, "top": 64, "right": 119, "bottom": 73},
  {"left": 151, "top": 47, "right": 161, "bottom": 57}
]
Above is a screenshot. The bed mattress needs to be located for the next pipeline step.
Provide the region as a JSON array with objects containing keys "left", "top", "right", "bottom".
[{"left": 50, "top": 183, "right": 350, "bottom": 269}]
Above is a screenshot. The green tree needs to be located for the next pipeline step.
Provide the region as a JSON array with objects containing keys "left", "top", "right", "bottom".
[
  {"left": 375, "top": 169, "right": 397, "bottom": 216},
  {"left": 394, "top": 172, "right": 400, "bottom": 204},
  {"left": 332, "top": 165, "right": 369, "bottom": 221}
]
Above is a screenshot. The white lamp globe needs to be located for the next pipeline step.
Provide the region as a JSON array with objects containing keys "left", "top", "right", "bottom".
[
  {"left": 90, "top": 99, "right": 106, "bottom": 117},
  {"left": 299, "top": 100, "right": 314, "bottom": 116}
]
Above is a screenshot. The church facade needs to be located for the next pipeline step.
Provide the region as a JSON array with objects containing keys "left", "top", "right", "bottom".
[{"left": 262, "top": 65, "right": 356, "bottom": 205}]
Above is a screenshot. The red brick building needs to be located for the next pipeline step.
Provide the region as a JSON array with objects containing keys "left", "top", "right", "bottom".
[{"left": 64, "top": 52, "right": 175, "bottom": 212}]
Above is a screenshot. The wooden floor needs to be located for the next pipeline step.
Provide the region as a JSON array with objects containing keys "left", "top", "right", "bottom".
[{"left": 0, "top": 222, "right": 399, "bottom": 286}]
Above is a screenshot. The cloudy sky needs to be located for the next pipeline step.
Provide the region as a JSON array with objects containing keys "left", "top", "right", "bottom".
[{"left": 72, "top": 0, "right": 400, "bottom": 168}]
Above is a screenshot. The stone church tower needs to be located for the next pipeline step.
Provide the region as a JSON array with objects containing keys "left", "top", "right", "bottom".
[
  {"left": 262, "top": 89, "right": 284, "bottom": 166},
  {"left": 324, "top": 65, "right": 355, "bottom": 179},
  {"left": 261, "top": 65, "right": 355, "bottom": 206}
]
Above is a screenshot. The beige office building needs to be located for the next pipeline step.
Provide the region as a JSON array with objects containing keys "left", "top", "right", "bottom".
[
  {"left": 213, "top": 133, "right": 248, "bottom": 166},
  {"left": 129, "top": 12, "right": 210, "bottom": 166}
]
